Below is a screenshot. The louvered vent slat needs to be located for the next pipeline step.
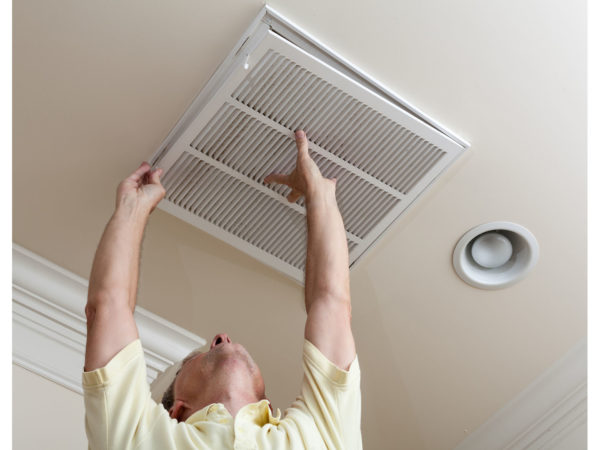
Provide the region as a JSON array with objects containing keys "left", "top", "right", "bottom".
[
  {"left": 342, "top": 109, "right": 371, "bottom": 163},
  {"left": 289, "top": 76, "right": 323, "bottom": 128},
  {"left": 396, "top": 144, "right": 435, "bottom": 190},
  {"left": 164, "top": 153, "right": 312, "bottom": 270},
  {"left": 189, "top": 170, "right": 221, "bottom": 214},
  {"left": 276, "top": 72, "right": 310, "bottom": 125},
  {"left": 190, "top": 106, "right": 401, "bottom": 239},
  {"left": 270, "top": 70, "right": 303, "bottom": 121},
  {"left": 405, "top": 150, "right": 445, "bottom": 194},
  {"left": 260, "top": 212, "right": 295, "bottom": 253},
  {"left": 248, "top": 201, "right": 279, "bottom": 244},
  {"left": 380, "top": 134, "right": 422, "bottom": 182},
  {"left": 247, "top": 58, "right": 285, "bottom": 109},
  {"left": 320, "top": 98, "right": 357, "bottom": 153},
  {"left": 308, "top": 152, "right": 399, "bottom": 238},
  {"left": 231, "top": 51, "right": 275, "bottom": 100},
  {"left": 234, "top": 50, "right": 450, "bottom": 194},
  {"left": 367, "top": 126, "right": 406, "bottom": 175},
  {"left": 151, "top": 21, "right": 467, "bottom": 283},
  {"left": 161, "top": 154, "right": 187, "bottom": 191},
  {"left": 360, "top": 119, "right": 395, "bottom": 168},
  {"left": 304, "top": 86, "right": 336, "bottom": 137},
  {"left": 385, "top": 138, "right": 425, "bottom": 184},
  {"left": 317, "top": 92, "right": 349, "bottom": 147},
  {"left": 356, "top": 193, "right": 397, "bottom": 235}
]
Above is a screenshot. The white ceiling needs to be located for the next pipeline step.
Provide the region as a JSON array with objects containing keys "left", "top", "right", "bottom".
[{"left": 13, "top": 0, "right": 586, "bottom": 449}]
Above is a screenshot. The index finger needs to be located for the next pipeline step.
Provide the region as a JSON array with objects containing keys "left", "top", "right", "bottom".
[{"left": 127, "top": 162, "right": 152, "bottom": 182}]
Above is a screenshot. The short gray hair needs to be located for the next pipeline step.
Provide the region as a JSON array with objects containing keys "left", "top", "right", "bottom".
[
  {"left": 161, "top": 349, "right": 204, "bottom": 411},
  {"left": 161, "top": 372, "right": 178, "bottom": 411}
]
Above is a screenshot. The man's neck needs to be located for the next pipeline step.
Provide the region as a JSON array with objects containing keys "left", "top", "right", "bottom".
[{"left": 218, "top": 391, "right": 263, "bottom": 418}]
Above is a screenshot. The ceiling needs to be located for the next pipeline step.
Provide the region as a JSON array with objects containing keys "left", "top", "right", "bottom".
[{"left": 13, "top": 0, "right": 586, "bottom": 449}]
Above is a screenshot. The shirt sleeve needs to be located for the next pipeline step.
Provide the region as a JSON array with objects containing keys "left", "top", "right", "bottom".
[
  {"left": 293, "top": 339, "right": 362, "bottom": 450},
  {"left": 82, "top": 339, "right": 169, "bottom": 450}
]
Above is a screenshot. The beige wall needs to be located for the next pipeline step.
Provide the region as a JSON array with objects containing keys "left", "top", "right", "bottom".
[{"left": 12, "top": 365, "right": 87, "bottom": 450}]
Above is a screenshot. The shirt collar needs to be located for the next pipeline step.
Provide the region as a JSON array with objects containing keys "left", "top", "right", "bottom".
[{"left": 185, "top": 399, "right": 281, "bottom": 427}]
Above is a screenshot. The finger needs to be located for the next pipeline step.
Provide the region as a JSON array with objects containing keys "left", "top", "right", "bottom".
[
  {"left": 149, "top": 168, "right": 164, "bottom": 185},
  {"left": 294, "top": 130, "right": 308, "bottom": 155},
  {"left": 128, "top": 162, "right": 152, "bottom": 182},
  {"left": 287, "top": 189, "right": 302, "bottom": 203},
  {"left": 264, "top": 172, "right": 290, "bottom": 186}
]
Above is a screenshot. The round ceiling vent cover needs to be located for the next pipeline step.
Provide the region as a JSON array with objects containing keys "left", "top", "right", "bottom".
[{"left": 452, "top": 222, "right": 539, "bottom": 290}]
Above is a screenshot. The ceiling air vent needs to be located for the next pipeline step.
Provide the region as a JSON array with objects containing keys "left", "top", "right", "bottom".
[{"left": 150, "top": 6, "right": 470, "bottom": 283}]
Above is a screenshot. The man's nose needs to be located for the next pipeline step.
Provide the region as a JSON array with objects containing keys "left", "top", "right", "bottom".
[{"left": 211, "top": 333, "right": 231, "bottom": 349}]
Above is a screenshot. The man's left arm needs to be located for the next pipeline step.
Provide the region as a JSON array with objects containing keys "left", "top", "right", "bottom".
[
  {"left": 302, "top": 178, "right": 355, "bottom": 370},
  {"left": 266, "top": 131, "right": 361, "bottom": 449},
  {"left": 266, "top": 130, "right": 355, "bottom": 370}
]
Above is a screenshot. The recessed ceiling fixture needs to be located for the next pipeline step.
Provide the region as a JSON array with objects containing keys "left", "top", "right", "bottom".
[
  {"left": 150, "top": 6, "right": 470, "bottom": 283},
  {"left": 453, "top": 222, "right": 539, "bottom": 290}
]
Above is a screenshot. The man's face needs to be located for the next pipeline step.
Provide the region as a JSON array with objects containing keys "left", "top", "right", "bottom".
[
  {"left": 181, "top": 334, "right": 258, "bottom": 380},
  {"left": 172, "top": 333, "right": 265, "bottom": 419}
]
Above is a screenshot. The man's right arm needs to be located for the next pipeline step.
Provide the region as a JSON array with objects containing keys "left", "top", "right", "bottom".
[
  {"left": 84, "top": 162, "right": 165, "bottom": 371},
  {"left": 83, "top": 163, "right": 177, "bottom": 450}
]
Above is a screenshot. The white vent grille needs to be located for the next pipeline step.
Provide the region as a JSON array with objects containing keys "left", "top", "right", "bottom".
[
  {"left": 150, "top": 7, "right": 468, "bottom": 283},
  {"left": 232, "top": 50, "right": 446, "bottom": 195}
]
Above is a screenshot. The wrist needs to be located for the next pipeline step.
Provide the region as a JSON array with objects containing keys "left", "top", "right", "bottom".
[
  {"left": 113, "top": 204, "right": 149, "bottom": 229},
  {"left": 305, "top": 179, "right": 337, "bottom": 209}
]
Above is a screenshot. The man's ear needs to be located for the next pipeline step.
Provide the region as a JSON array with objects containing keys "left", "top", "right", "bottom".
[{"left": 169, "top": 400, "right": 187, "bottom": 422}]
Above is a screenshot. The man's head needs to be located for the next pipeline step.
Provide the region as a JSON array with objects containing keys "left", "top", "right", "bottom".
[{"left": 162, "top": 333, "right": 265, "bottom": 422}]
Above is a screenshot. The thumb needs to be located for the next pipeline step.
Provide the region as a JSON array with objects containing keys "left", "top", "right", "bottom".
[
  {"left": 264, "top": 172, "right": 290, "bottom": 186},
  {"left": 286, "top": 189, "right": 302, "bottom": 203}
]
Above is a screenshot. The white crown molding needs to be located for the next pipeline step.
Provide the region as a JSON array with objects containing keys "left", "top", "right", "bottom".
[
  {"left": 454, "top": 339, "right": 587, "bottom": 450},
  {"left": 12, "top": 243, "right": 206, "bottom": 395}
]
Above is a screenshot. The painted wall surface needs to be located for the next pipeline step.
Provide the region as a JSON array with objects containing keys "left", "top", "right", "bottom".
[{"left": 12, "top": 365, "right": 88, "bottom": 450}]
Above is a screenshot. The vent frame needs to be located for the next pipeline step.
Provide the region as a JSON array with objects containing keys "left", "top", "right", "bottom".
[{"left": 149, "top": 7, "right": 470, "bottom": 284}]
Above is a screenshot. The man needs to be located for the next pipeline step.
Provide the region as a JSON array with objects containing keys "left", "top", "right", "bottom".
[{"left": 83, "top": 130, "right": 361, "bottom": 449}]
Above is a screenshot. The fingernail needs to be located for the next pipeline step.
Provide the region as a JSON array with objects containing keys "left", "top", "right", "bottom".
[{"left": 295, "top": 130, "right": 305, "bottom": 139}]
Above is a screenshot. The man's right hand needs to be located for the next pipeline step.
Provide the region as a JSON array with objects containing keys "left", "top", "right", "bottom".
[
  {"left": 264, "top": 130, "right": 336, "bottom": 204},
  {"left": 116, "top": 161, "right": 166, "bottom": 216}
]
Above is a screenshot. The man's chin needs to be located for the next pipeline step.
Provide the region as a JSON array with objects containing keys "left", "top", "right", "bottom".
[{"left": 216, "top": 345, "right": 256, "bottom": 372}]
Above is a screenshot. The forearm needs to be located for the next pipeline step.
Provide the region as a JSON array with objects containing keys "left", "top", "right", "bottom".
[
  {"left": 84, "top": 162, "right": 163, "bottom": 371},
  {"left": 265, "top": 130, "right": 354, "bottom": 368},
  {"left": 87, "top": 206, "right": 147, "bottom": 313},
  {"left": 304, "top": 183, "right": 350, "bottom": 312}
]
